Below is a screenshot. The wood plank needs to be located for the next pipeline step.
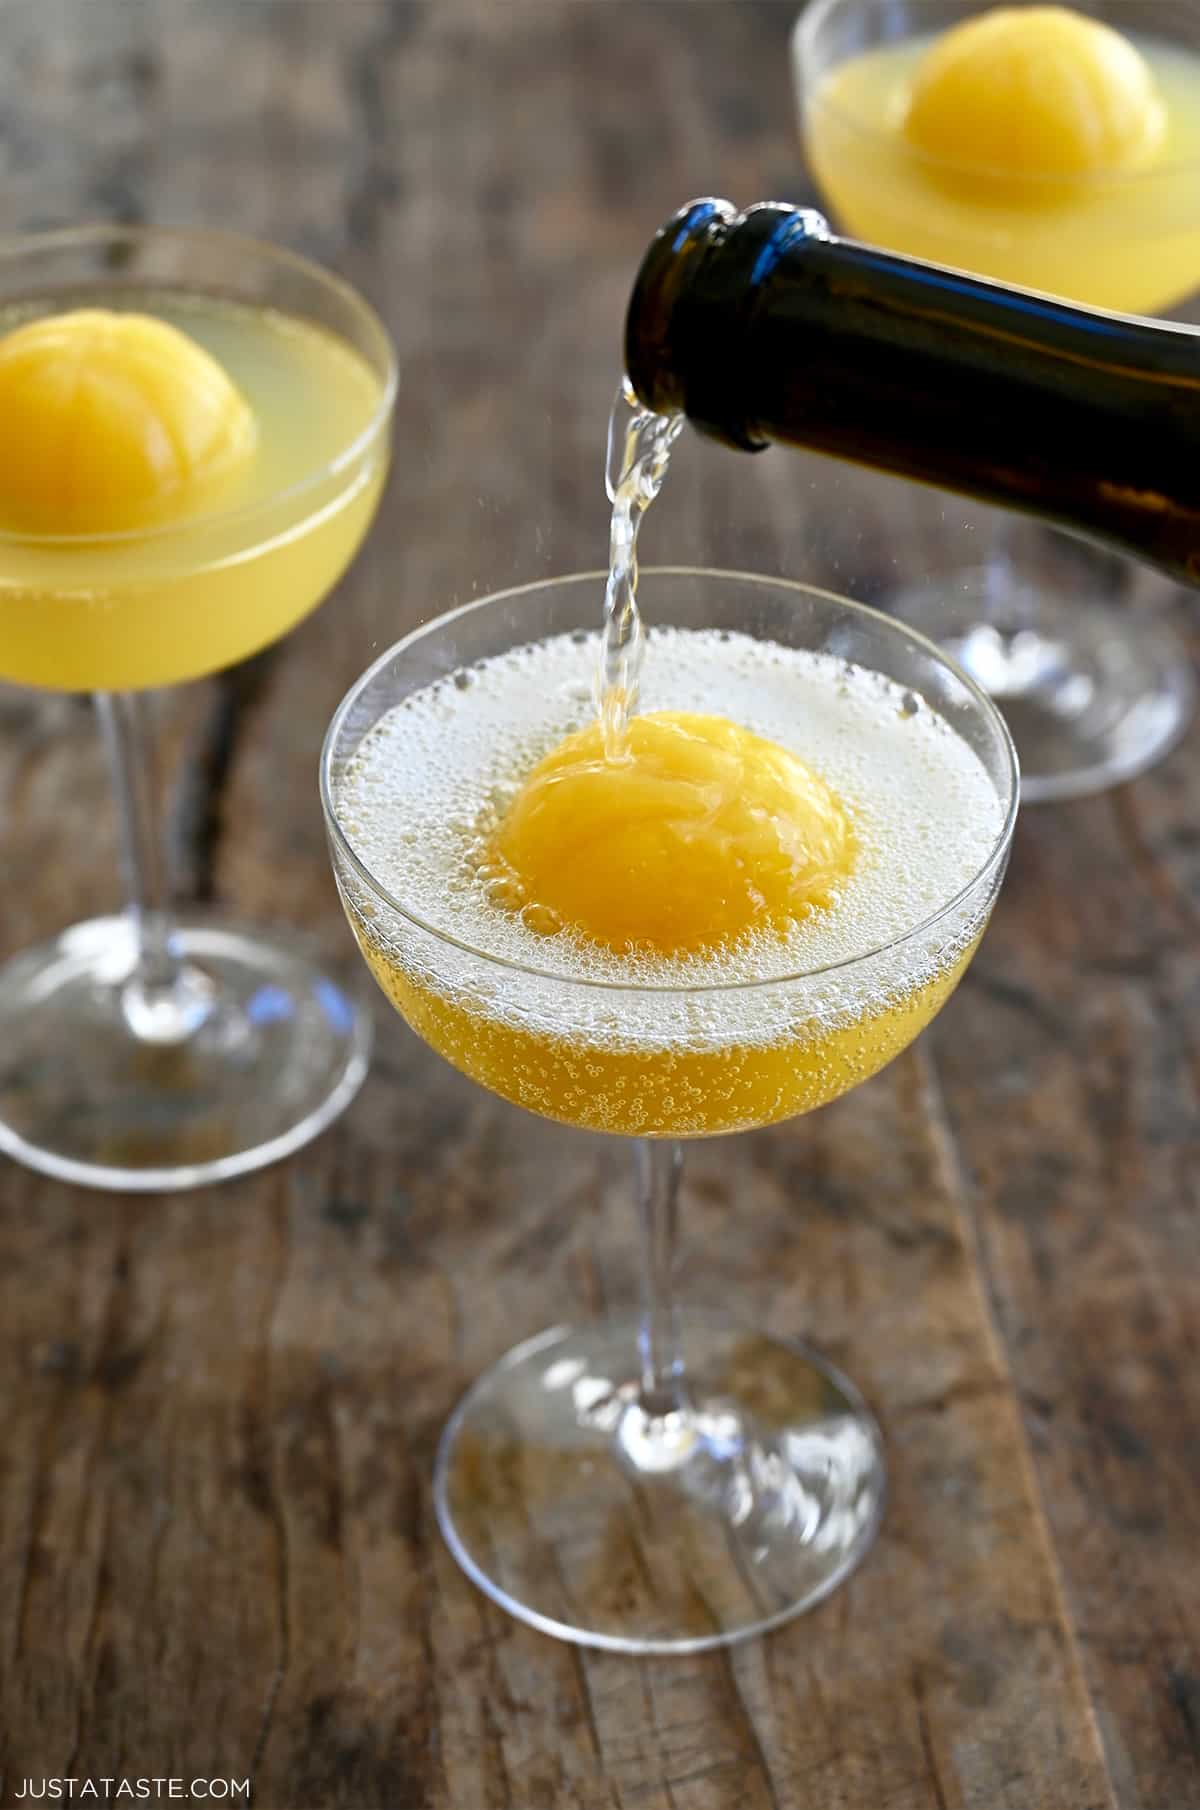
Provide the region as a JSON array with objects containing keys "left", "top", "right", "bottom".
[{"left": 930, "top": 721, "right": 1200, "bottom": 1810}]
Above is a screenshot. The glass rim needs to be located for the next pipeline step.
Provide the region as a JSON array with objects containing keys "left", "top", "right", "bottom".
[
  {"left": 319, "top": 566, "right": 1020, "bottom": 997},
  {"left": 0, "top": 221, "right": 398, "bottom": 550},
  {"left": 792, "top": 0, "right": 1200, "bottom": 189}
]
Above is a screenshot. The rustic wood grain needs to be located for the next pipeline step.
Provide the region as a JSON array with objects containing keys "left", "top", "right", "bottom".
[{"left": 0, "top": 3, "right": 1195, "bottom": 1807}]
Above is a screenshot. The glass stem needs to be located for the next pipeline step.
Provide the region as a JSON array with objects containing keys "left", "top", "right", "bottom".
[
  {"left": 634, "top": 1137, "right": 686, "bottom": 1415},
  {"left": 96, "top": 691, "right": 213, "bottom": 1043}
]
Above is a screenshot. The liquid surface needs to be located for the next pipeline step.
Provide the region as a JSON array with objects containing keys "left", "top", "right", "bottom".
[
  {"left": 0, "top": 289, "right": 385, "bottom": 690},
  {"left": 335, "top": 628, "right": 1004, "bottom": 1135},
  {"left": 803, "top": 30, "right": 1200, "bottom": 311}
]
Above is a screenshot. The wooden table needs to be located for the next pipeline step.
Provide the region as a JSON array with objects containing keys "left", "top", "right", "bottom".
[{"left": 1, "top": 4, "right": 1197, "bottom": 1805}]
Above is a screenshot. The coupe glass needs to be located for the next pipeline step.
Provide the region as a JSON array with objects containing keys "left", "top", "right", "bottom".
[
  {"left": 794, "top": 0, "right": 1199, "bottom": 801},
  {"left": 321, "top": 569, "right": 1018, "bottom": 1652},
  {"left": 0, "top": 226, "right": 396, "bottom": 1190}
]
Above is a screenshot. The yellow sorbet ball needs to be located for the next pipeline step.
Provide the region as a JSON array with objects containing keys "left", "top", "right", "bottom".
[
  {"left": 485, "top": 711, "right": 856, "bottom": 957},
  {"left": 904, "top": 6, "right": 1166, "bottom": 181},
  {"left": 0, "top": 308, "right": 256, "bottom": 535}
]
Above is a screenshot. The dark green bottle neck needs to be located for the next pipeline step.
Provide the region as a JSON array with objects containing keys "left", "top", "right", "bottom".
[
  {"left": 626, "top": 199, "right": 829, "bottom": 449},
  {"left": 625, "top": 198, "right": 1200, "bottom": 588}
]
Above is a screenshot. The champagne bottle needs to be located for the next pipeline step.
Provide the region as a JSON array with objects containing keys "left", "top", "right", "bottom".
[{"left": 625, "top": 198, "right": 1200, "bottom": 589}]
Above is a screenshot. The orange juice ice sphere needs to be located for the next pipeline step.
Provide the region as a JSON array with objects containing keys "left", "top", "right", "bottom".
[
  {"left": 334, "top": 628, "right": 1004, "bottom": 1137},
  {"left": 0, "top": 310, "right": 256, "bottom": 535},
  {"left": 802, "top": 4, "right": 1200, "bottom": 311},
  {"left": 904, "top": 8, "right": 1165, "bottom": 178},
  {"left": 0, "top": 292, "right": 385, "bottom": 691},
  {"left": 485, "top": 711, "right": 856, "bottom": 955}
]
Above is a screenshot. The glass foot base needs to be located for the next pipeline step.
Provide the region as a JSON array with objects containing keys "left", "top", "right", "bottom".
[
  {"left": 890, "top": 571, "right": 1195, "bottom": 802},
  {"left": 434, "top": 1316, "right": 885, "bottom": 1653},
  {"left": 0, "top": 914, "right": 372, "bottom": 1190}
]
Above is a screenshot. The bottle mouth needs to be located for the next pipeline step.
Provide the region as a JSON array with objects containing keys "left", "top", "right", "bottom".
[
  {"left": 624, "top": 199, "right": 833, "bottom": 453},
  {"left": 624, "top": 198, "right": 737, "bottom": 418}
]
